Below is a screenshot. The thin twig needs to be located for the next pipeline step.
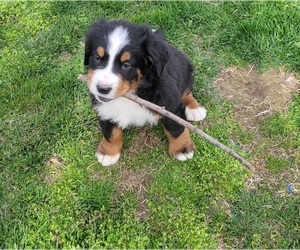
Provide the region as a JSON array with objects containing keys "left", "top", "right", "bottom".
[
  {"left": 125, "top": 93, "right": 255, "bottom": 171},
  {"left": 77, "top": 74, "right": 255, "bottom": 172}
]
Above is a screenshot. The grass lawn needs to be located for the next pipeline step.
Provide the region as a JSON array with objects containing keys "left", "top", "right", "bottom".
[{"left": 1, "top": 1, "right": 299, "bottom": 248}]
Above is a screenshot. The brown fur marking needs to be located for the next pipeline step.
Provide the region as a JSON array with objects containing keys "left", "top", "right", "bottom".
[
  {"left": 182, "top": 92, "right": 200, "bottom": 109},
  {"left": 114, "top": 69, "right": 143, "bottom": 97},
  {"left": 164, "top": 127, "right": 195, "bottom": 156},
  {"left": 87, "top": 69, "right": 95, "bottom": 87},
  {"left": 97, "top": 46, "right": 105, "bottom": 58},
  {"left": 120, "top": 51, "right": 131, "bottom": 62},
  {"left": 97, "top": 126, "right": 123, "bottom": 156}
]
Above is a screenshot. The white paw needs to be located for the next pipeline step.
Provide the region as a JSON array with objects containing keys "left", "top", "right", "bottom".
[
  {"left": 95, "top": 152, "right": 121, "bottom": 166},
  {"left": 174, "top": 151, "right": 194, "bottom": 161},
  {"left": 185, "top": 107, "right": 207, "bottom": 121}
]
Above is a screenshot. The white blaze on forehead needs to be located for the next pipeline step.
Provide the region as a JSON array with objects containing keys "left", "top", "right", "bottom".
[
  {"left": 107, "top": 26, "right": 130, "bottom": 69},
  {"left": 88, "top": 26, "right": 130, "bottom": 101}
]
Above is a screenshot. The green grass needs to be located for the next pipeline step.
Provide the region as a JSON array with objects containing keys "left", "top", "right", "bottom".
[
  {"left": 222, "top": 189, "right": 300, "bottom": 248},
  {"left": 1, "top": 1, "right": 300, "bottom": 248}
]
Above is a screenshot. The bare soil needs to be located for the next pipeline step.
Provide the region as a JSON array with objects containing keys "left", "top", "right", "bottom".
[
  {"left": 213, "top": 65, "right": 299, "bottom": 130},
  {"left": 128, "top": 127, "right": 162, "bottom": 156},
  {"left": 117, "top": 166, "right": 154, "bottom": 220},
  {"left": 40, "top": 157, "right": 65, "bottom": 184}
]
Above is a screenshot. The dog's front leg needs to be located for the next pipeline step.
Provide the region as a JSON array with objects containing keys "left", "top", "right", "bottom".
[
  {"left": 95, "top": 120, "right": 123, "bottom": 166},
  {"left": 162, "top": 116, "right": 195, "bottom": 161}
]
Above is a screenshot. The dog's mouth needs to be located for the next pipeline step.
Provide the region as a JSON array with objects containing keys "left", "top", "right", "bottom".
[{"left": 98, "top": 96, "right": 112, "bottom": 102}]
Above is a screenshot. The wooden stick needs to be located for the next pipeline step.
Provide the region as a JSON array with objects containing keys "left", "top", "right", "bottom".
[{"left": 77, "top": 74, "right": 255, "bottom": 172}]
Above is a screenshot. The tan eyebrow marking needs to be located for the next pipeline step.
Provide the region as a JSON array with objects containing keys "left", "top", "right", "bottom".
[
  {"left": 97, "top": 46, "right": 105, "bottom": 58},
  {"left": 120, "top": 51, "right": 131, "bottom": 62}
]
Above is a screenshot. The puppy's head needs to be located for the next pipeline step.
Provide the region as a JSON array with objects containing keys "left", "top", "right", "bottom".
[{"left": 84, "top": 19, "right": 169, "bottom": 102}]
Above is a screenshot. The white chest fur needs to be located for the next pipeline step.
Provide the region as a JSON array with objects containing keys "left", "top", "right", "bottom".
[{"left": 94, "top": 97, "right": 160, "bottom": 129}]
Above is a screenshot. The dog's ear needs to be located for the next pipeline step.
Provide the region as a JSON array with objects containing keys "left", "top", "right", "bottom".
[
  {"left": 143, "top": 28, "right": 169, "bottom": 77},
  {"left": 84, "top": 18, "right": 107, "bottom": 67}
]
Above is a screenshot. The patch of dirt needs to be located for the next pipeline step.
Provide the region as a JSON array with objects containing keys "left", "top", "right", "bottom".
[
  {"left": 129, "top": 127, "right": 161, "bottom": 156},
  {"left": 117, "top": 166, "right": 155, "bottom": 220},
  {"left": 58, "top": 52, "right": 72, "bottom": 64},
  {"left": 43, "top": 157, "right": 65, "bottom": 184},
  {"left": 246, "top": 166, "right": 300, "bottom": 196},
  {"left": 88, "top": 168, "right": 103, "bottom": 182},
  {"left": 213, "top": 65, "right": 299, "bottom": 130},
  {"left": 110, "top": 128, "right": 160, "bottom": 220}
]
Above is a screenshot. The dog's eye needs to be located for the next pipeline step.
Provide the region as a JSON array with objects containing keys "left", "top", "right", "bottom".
[
  {"left": 122, "top": 62, "right": 132, "bottom": 70},
  {"left": 94, "top": 55, "right": 101, "bottom": 63}
]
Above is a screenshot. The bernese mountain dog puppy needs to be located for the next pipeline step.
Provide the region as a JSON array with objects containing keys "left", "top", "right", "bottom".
[{"left": 84, "top": 19, "right": 206, "bottom": 166}]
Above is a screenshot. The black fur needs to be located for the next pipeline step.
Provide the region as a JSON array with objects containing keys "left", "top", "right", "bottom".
[{"left": 99, "top": 119, "right": 116, "bottom": 142}]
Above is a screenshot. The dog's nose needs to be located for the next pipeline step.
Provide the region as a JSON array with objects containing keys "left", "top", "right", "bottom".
[{"left": 96, "top": 85, "right": 112, "bottom": 94}]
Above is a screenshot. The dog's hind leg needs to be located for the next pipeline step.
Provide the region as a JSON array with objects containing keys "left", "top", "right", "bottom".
[{"left": 182, "top": 92, "right": 206, "bottom": 121}]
